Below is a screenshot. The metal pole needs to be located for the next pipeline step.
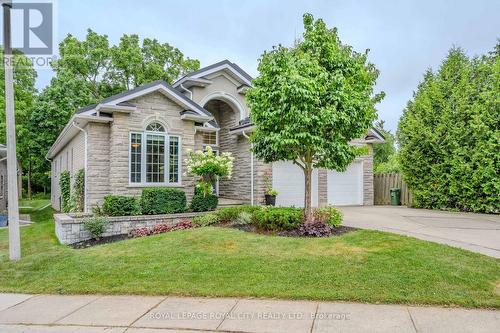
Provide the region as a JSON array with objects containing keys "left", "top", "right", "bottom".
[{"left": 3, "top": 0, "right": 21, "bottom": 261}]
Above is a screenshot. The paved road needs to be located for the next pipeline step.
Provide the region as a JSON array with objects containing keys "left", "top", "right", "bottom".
[
  {"left": 0, "top": 293, "right": 499, "bottom": 333},
  {"left": 341, "top": 206, "right": 500, "bottom": 258}
]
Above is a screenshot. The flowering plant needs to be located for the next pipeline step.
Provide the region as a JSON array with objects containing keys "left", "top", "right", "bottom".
[{"left": 185, "top": 146, "right": 234, "bottom": 184}]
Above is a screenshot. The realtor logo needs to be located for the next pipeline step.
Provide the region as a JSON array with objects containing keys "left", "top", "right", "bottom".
[{"left": 9, "top": 1, "right": 53, "bottom": 55}]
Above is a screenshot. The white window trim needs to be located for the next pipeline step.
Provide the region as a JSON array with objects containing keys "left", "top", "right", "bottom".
[
  {"left": 201, "top": 131, "right": 218, "bottom": 147},
  {"left": 128, "top": 130, "right": 182, "bottom": 187}
]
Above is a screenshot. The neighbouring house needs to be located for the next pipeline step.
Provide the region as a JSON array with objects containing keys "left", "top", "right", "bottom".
[
  {"left": 0, "top": 144, "right": 22, "bottom": 212},
  {"left": 46, "top": 60, "right": 384, "bottom": 212}
]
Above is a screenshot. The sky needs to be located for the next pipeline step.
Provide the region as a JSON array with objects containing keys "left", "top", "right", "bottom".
[{"left": 34, "top": 0, "right": 500, "bottom": 132}]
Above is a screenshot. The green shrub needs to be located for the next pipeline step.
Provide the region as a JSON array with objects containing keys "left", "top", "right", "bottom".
[
  {"left": 59, "top": 171, "right": 71, "bottom": 213},
  {"left": 252, "top": 207, "right": 303, "bottom": 231},
  {"left": 83, "top": 216, "right": 109, "bottom": 239},
  {"left": 215, "top": 205, "right": 262, "bottom": 224},
  {"left": 141, "top": 188, "right": 186, "bottom": 215},
  {"left": 313, "top": 206, "right": 343, "bottom": 227},
  {"left": 192, "top": 213, "right": 220, "bottom": 227},
  {"left": 102, "top": 195, "right": 139, "bottom": 216},
  {"left": 190, "top": 194, "right": 218, "bottom": 212},
  {"left": 234, "top": 211, "right": 253, "bottom": 226}
]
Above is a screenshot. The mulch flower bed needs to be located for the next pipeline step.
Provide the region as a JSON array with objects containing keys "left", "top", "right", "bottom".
[
  {"left": 278, "top": 224, "right": 357, "bottom": 237},
  {"left": 229, "top": 222, "right": 357, "bottom": 238},
  {"left": 70, "top": 220, "right": 194, "bottom": 249},
  {"left": 70, "top": 234, "right": 131, "bottom": 249}
]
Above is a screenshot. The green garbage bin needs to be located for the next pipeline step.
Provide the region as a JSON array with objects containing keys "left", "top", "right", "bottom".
[{"left": 390, "top": 188, "right": 401, "bottom": 206}]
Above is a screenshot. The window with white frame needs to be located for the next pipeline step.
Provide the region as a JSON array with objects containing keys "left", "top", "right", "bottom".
[
  {"left": 129, "top": 122, "right": 181, "bottom": 185},
  {"left": 202, "top": 131, "right": 217, "bottom": 146}
]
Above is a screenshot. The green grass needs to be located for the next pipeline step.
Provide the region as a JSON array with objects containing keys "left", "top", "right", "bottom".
[
  {"left": 0, "top": 206, "right": 499, "bottom": 308},
  {"left": 19, "top": 198, "right": 50, "bottom": 211}
]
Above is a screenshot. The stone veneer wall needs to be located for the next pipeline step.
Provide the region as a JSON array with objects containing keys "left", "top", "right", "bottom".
[
  {"left": 361, "top": 144, "right": 374, "bottom": 205},
  {"left": 87, "top": 123, "right": 111, "bottom": 210},
  {"left": 55, "top": 212, "right": 204, "bottom": 244},
  {"left": 84, "top": 92, "right": 198, "bottom": 211},
  {"left": 318, "top": 169, "right": 328, "bottom": 207}
]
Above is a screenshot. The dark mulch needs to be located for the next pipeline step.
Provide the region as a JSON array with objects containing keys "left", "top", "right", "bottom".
[
  {"left": 70, "top": 234, "right": 131, "bottom": 249},
  {"left": 279, "top": 224, "right": 358, "bottom": 238},
  {"left": 228, "top": 223, "right": 358, "bottom": 238}
]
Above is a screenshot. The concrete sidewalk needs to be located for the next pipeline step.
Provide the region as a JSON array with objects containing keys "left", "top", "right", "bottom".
[{"left": 0, "top": 293, "right": 498, "bottom": 333}]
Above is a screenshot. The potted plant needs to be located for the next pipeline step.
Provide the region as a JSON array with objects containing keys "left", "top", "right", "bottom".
[
  {"left": 264, "top": 175, "right": 278, "bottom": 206},
  {"left": 265, "top": 188, "right": 278, "bottom": 206}
]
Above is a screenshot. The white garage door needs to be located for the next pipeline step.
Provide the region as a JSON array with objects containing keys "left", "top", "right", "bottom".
[
  {"left": 272, "top": 161, "right": 318, "bottom": 207},
  {"left": 327, "top": 161, "right": 363, "bottom": 206}
]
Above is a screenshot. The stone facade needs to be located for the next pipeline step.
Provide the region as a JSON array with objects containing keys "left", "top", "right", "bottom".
[
  {"left": 87, "top": 123, "right": 111, "bottom": 210},
  {"left": 317, "top": 169, "right": 328, "bottom": 207},
  {"left": 106, "top": 93, "right": 196, "bottom": 202},
  {"left": 54, "top": 212, "right": 204, "bottom": 244},
  {"left": 361, "top": 145, "right": 374, "bottom": 205}
]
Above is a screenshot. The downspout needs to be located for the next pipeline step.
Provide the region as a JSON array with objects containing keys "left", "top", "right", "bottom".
[
  {"left": 44, "top": 155, "right": 52, "bottom": 204},
  {"left": 179, "top": 83, "right": 193, "bottom": 100},
  {"left": 71, "top": 121, "right": 88, "bottom": 213},
  {"left": 242, "top": 131, "right": 254, "bottom": 206}
]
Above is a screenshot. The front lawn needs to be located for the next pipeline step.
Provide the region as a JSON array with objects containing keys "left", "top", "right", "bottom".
[
  {"left": 0, "top": 206, "right": 499, "bottom": 308},
  {"left": 19, "top": 198, "right": 51, "bottom": 211}
]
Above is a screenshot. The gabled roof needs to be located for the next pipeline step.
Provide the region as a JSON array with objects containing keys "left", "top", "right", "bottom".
[
  {"left": 76, "top": 104, "right": 98, "bottom": 114},
  {"left": 48, "top": 80, "right": 216, "bottom": 159},
  {"left": 173, "top": 60, "right": 253, "bottom": 88},
  {"left": 77, "top": 80, "right": 213, "bottom": 119}
]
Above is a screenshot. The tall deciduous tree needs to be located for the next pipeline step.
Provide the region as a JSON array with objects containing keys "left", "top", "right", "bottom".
[
  {"left": 397, "top": 44, "right": 499, "bottom": 212},
  {"left": 247, "top": 14, "right": 383, "bottom": 221},
  {"left": 109, "top": 34, "right": 199, "bottom": 89}
]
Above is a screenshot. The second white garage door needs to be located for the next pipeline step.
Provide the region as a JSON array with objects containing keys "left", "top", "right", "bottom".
[
  {"left": 327, "top": 161, "right": 363, "bottom": 206},
  {"left": 272, "top": 161, "right": 318, "bottom": 207}
]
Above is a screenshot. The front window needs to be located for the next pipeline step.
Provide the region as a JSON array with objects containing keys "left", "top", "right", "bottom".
[
  {"left": 129, "top": 122, "right": 181, "bottom": 185},
  {"left": 130, "top": 133, "right": 142, "bottom": 183},
  {"left": 202, "top": 131, "right": 217, "bottom": 146}
]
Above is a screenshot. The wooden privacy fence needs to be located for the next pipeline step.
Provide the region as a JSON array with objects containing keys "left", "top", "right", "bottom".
[{"left": 374, "top": 173, "right": 413, "bottom": 206}]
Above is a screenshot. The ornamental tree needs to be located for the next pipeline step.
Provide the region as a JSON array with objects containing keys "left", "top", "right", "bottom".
[
  {"left": 185, "top": 146, "right": 234, "bottom": 196},
  {"left": 247, "top": 14, "right": 383, "bottom": 222}
]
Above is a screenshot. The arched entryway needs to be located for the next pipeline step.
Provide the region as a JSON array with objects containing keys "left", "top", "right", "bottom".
[{"left": 203, "top": 98, "right": 251, "bottom": 201}]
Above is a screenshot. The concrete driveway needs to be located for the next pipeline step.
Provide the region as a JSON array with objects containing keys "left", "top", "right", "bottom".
[{"left": 340, "top": 206, "right": 500, "bottom": 258}]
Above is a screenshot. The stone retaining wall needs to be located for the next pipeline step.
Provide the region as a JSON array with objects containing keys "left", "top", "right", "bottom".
[{"left": 54, "top": 212, "right": 204, "bottom": 245}]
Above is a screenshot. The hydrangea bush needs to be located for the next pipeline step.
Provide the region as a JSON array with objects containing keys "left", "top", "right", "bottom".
[{"left": 185, "top": 146, "right": 234, "bottom": 196}]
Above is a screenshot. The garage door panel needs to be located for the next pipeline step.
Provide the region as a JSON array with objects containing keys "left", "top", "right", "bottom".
[
  {"left": 272, "top": 162, "right": 318, "bottom": 207},
  {"left": 327, "top": 162, "right": 363, "bottom": 206}
]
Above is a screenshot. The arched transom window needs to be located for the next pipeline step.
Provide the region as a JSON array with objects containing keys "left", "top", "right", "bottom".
[
  {"left": 129, "top": 122, "right": 181, "bottom": 185},
  {"left": 146, "top": 122, "right": 165, "bottom": 132}
]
